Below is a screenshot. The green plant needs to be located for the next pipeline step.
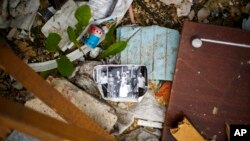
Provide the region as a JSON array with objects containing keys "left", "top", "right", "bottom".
[
  {"left": 67, "top": 5, "right": 91, "bottom": 49},
  {"left": 99, "top": 41, "right": 127, "bottom": 59},
  {"left": 56, "top": 56, "right": 74, "bottom": 77},
  {"left": 45, "top": 33, "right": 61, "bottom": 52},
  {"left": 67, "top": 26, "right": 81, "bottom": 49},
  {"left": 102, "top": 23, "right": 116, "bottom": 49},
  {"left": 44, "top": 5, "right": 92, "bottom": 77},
  {"left": 99, "top": 27, "right": 142, "bottom": 59},
  {"left": 45, "top": 33, "right": 74, "bottom": 77},
  {"left": 74, "top": 5, "right": 91, "bottom": 36}
]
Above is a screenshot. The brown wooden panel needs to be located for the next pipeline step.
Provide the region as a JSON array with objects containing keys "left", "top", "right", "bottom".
[
  {"left": 162, "top": 22, "right": 250, "bottom": 141},
  {"left": 0, "top": 38, "right": 114, "bottom": 141},
  {"left": 0, "top": 97, "right": 105, "bottom": 141},
  {"left": 0, "top": 126, "right": 11, "bottom": 139}
]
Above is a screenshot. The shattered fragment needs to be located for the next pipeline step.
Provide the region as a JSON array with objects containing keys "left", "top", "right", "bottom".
[
  {"left": 48, "top": 77, "right": 118, "bottom": 132},
  {"left": 170, "top": 118, "right": 205, "bottom": 141}
]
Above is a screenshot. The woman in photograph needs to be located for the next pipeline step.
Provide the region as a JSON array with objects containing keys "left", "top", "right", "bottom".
[
  {"left": 119, "top": 72, "right": 129, "bottom": 97},
  {"left": 108, "top": 74, "right": 115, "bottom": 97}
]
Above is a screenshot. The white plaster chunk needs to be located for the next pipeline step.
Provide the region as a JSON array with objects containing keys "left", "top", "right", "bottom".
[
  {"left": 25, "top": 98, "right": 66, "bottom": 122},
  {"left": 48, "top": 77, "right": 118, "bottom": 132},
  {"left": 129, "top": 91, "right": 166, "bottom": 123}
]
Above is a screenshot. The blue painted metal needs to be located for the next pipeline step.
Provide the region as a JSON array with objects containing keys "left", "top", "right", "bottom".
[{"left": 117, "top": 25, "right": 180, "bottom": 81}]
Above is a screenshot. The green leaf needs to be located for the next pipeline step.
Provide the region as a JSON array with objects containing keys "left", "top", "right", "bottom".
[
  {"left": 40, "top": 69, "right": 54, "bottom": 78},
  {"left": 45, "top": 33, "right": 61, "bottom": 52},
  {"left": 75, "top": 22, "right": 84, "bottom": 36},
  {"left": 75, "top": 5, "right": 91, "bottom": 30},
  {"left": 56, "top": 56, "right": 74, "bottom": 77},
  {"left": 103, "top": 23, "right": 116, "bottom": 49},
  {"left": 67, "top": 26, "right": 81, "bottom": 49},
  {"left": 67, "top": 26, "right": 77, "bottom": 43},
  {"left": 99, "top": 41, "right": 127, "bottom": 59}
]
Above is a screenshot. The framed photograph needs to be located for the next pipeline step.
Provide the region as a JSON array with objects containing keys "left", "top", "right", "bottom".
[{"left": 93, "top": 65, "right": 147, "bottom": 102}]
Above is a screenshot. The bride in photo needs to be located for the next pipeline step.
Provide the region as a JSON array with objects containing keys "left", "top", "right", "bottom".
[{"left": 119, "top": 72, "right": 129, "bottom": 97}]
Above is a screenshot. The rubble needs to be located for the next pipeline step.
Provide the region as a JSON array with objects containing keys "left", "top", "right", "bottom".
[
  {"left": 0, "top": 0, "right": 40, "bottom": 30},
  {"left": 119, "top": 127, "right": 161, "bottom": 141},
  {"left": 70, "top": 61, "right": 102, "bottom": 96},
  {"left": 197, "top": 8, "right": 211, "bottom": 22},
  {"left": 26, "top": 77, "right": 118, "bottom": 132},
  {"left": 25, "top": 98, "right": 65, "bottom": 122},
  {"left": 129, "top": 91, "right": 166, "bottom": 123},
  {"left": 176, "top": 0, "right": 193, "bottom": 17},
  {"left": 48, "top": 77, "right": 118, "bottom": 132}
]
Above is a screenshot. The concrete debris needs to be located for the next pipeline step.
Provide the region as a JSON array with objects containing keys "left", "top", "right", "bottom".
[
  {"left": 176, "top": 0, "right": 193, "bottom": 17},
  {"left": 188, "top": 10, "right": 195, "bottom": 20},
  {"left": 89, "top": 0, "right": 118, "bottom": 20},
  {"left": 160, "top": 0, "right": 193, "bottom": 17},
  {"left": 48, "top": 77, "right": 118, "bottom": 132},
  {"left": 114, "top": 109, "right": 135, "bottom": 135},
  {"left": 197, "top": 8, "right": 211, "bottom": 22},
  {"left": 119, "top": 127, "right": 161, "bottom": 141},
  {"left": 129, "top": 91, "right": 166, "bottom": 123},
  {"left": 70, "top": 61, "right": 102, "bottom": 96},
  {"left": 25, "top": 98, "right": 66, "bottom": 122},
  {"left": 71, "top": 74, "right": 101, "bottom": 96},
  {"left": 10, "top": 0, "right": 39, "bottom": 30},
  {"left": 0, "top": 0, "right": 40, "bottom": 30}
]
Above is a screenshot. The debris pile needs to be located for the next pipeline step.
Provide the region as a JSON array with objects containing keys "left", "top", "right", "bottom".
[{"left": 0, "top": 0, "right": 250, "bottom": 140}]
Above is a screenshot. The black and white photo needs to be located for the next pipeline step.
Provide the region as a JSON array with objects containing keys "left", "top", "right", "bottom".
[{"left": 93, "top": 65, "right": 147, "bottom": 102}]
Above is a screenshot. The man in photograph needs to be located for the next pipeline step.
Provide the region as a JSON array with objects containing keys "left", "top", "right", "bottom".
[
  {"left": 137, "top": 72, "right": 146, "bottom": 97},
  {"left": 99, "top": 72, "right": 108, "bottom": 97},
  {"left": 114, "top": 70, "right": 121, "bottom": 97},
  {"left": 131, "top": 74, "right": 138, "bottom": 93}
]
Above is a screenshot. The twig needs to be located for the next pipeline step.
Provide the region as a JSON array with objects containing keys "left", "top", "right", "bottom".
[{"left": 129, "top": 5, "right": 136, "bottom": 24}]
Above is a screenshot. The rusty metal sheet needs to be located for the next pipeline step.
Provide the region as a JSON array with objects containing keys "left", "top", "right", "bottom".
[
  {"left": 162, "top": 22, "right": 250, "bottom": 141},
  {"left": 117, "top": 25, "right": 180, "bottom": 81}
]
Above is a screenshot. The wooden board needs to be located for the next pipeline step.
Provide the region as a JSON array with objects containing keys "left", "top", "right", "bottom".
[
  {"left": 0, "top": 97, "right": 104, "bottom": 141},
  {"left": 0, "top": 38, "right": 114, "bottom": 141},
  {"left": 162, "top": 21, "right": 250, "bottom": 141}
]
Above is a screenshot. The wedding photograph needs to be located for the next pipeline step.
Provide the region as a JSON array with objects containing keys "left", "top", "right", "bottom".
[{"left": 93, "top": 65, "right": 147, "bottom": 102}]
